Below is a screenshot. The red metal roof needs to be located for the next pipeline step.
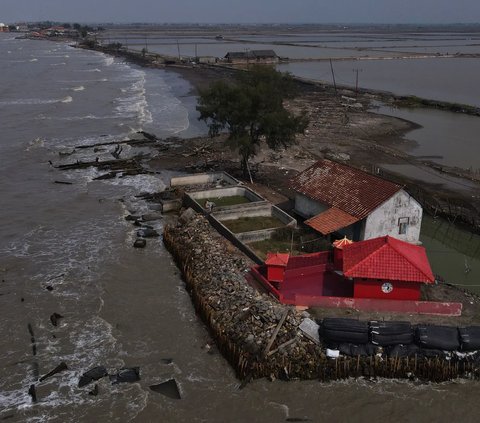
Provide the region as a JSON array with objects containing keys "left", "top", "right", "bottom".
[
  {"left": 265, "top": 252, "right": 290, "bottom": 267},
  {"left": 305, "top": 207, "right": 359, "bottom": 235},
  {"left": 343, "top": 236, "right": 435, "bottom": 283},
  {"left": 290, "top": 159, "right": 403, "bottom": 219}
]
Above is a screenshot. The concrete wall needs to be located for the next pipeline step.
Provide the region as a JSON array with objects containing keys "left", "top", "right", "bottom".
[
  {"left": 294, "top": 193, "right": 329, "bottom": 218},
  {"left": 188, "top": 186, "right": 264, "bottom": 203},
  {"left": 170, "top": 172, "right": 239, "bottom": 188},
  {"left": 363, "top": 190, "right": 422, "bottom": 244},
  {"left": 214, "top": 203, "right": 296, "bottom": 227}
]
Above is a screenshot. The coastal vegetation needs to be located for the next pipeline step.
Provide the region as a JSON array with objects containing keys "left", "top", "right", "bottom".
[{"left": 196, "top": 66, "right": 309, "bottom": 179}]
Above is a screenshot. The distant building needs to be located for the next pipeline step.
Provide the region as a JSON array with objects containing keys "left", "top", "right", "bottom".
[
  {"left": 290, "top": 159, "right": 423, "bottom": 244},
  {"left": 0, "top": 23, "right": 8, "bottom": 32},
  {"left": 224, "top": 49, "right": 278, "bottom": 64}
]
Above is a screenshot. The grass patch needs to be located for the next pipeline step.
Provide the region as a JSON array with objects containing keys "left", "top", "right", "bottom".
[
  {"left": 206, "top": 195, "right": 250, "bottom": 208},
  {"left": 248, "top": 227, "right": 333, "bottom": 259},
  {"left": 222, "top": 216, "right": 284, "bottom": 233}
]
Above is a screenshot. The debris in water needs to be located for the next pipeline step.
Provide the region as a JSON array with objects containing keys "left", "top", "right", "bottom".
[
  {"left": 109, "top": 367, "right": 140, "bottom": 384},
  {"left": 149, "top": 379, "right": 181, "bottom": 399},
  {"left": 28, "top": 384, "right": 37, "bottom": 403},
  {"left": 39, "top": 362, "right": 68, "bottom": 382},
  {"left": 50, "top": 312, "right": 64, "bottom": 327},
  {"left": 133, "top": 239, "right": 147, "bottom": 248},
  {"left": 78, "top": 366, "right": 108, "bottom": 387},
  {"left": 88, "top": 384, "right": 99, "bottom": 396}
]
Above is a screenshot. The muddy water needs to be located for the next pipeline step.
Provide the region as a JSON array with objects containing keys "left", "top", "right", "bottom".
[{"left": 2, "top": 34, "right": 480, "bottom": 422}]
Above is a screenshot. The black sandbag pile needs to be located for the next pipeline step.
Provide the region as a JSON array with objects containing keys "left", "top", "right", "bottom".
[
  {"left": 320, "top": 318, "right": 369, "bottom": 344},
  {"left": 458, "top": 326, "right": 480, "bottom": 351},
  {"left": 370, "top": 321, "right": 413, "bottom": 346},
  {"left": 338, "top": 343, "right": 378, "bottom": 357},
  {"left": 415, "top": 325, "right": 460, "bottom": 351},
  {"left": 387, "top": 344, "right": 420, "bottom": 358}
]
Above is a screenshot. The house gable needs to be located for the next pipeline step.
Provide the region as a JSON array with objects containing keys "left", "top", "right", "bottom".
[{"left": 363, "top": 190, "right": 422, "bottom": 243}]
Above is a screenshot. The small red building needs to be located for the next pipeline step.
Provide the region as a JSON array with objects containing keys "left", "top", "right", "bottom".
[
  {"left": 265, "top": 253, "right": 290, "bottom": 285},
  {"left": 343, "top": 236, "right": 435, "bottom": 301}
]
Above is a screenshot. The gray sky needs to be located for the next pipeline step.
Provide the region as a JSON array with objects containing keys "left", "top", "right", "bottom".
[{"left": 2, "top": 0, "right": 480, "bottom": 24}]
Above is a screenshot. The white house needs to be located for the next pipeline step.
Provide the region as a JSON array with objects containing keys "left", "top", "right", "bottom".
[{"left": 290, "top": 159, "right": 423, "bottom": 244}]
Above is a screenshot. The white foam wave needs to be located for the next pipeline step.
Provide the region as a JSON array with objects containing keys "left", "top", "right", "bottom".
[
  {"left": 107, "top": 173, "right": 166, "bottom": 194},
  {"left": 0, "top": 97, "right": 72, "bottom": 106},
  {"left": 29, "top": 58, "right": 38, "bottom": 62},
  {"left": 104, "top": 56, "right": 114, "bottom": 66},
  {"left": 72, "top": 86, "right": 85, "bottom": 92},
  {"left": 50, "top": 62, "right": 66, "bottom": 66}
]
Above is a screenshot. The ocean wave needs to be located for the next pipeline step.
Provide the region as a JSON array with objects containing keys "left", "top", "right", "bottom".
[
  {"left": 61, "top": 96, "right": 73, "bottom": 103},
  {"left": 50, "top": 62, "right": 67, "bottom": 66},
  {"left": 29, "top": 58, "right": 38, "bottom": 62},
  {"left": 104, "top": 56, "right": 114, "bottom": 66},
  {"left": 0, "top": 96, "right": 73, "bottom": 106},
  {"left": 72, "top": 86, "right": 85, "bottom": 92}
]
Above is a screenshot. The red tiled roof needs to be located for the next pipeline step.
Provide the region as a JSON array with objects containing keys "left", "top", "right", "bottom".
[
  {"left": 343, "top": 236, "right": 435, "bottom": 283},
  {"left": 265, "top": 252, "right": 290, "bottom": 266},
  {"left": 305, "top": 207, "right": 359, "bottom": 235},
  {"left": 290, "top": 159, "right": 403, "bottom": 219}
]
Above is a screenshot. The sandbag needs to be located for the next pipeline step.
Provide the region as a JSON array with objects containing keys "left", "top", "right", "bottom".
[
  {"left": 370, "top": 321, "right": 413, "bottom": 346},
  {"left": 370, "top": 321, "right": 412, "bottom": 335},
  {"left": 458, "top": 326, "right": 480, "bottom": 351},
  {"left": 338, "top": 343, "right": 377, "bottom": 357},
  {"left": 387, "top": 344, "right": 420, "bottom": 358},
  {"left": 322, "top": 318, "right": 368, "bottom": 333},
  {"left": 371, "top": 332, "right": 414, "bottom": 347},
  {"left": 415, "top": 325, "right": 460, "bottom": 351},
  {"left": 322, "top": 328, "right": 369, "bottom": 344}
]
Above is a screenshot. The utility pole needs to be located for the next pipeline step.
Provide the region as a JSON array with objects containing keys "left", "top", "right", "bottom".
[
  {"left": 176, "top": 39, "right": 181, "bottom": 59},
  {"left": 195, "top": 43, "right": 198, "bottom": 59},
  {"left": 353, "top": 68, "right": 362, "bottom": 96},
  {"left": 144, "top": 35, "right": 148, "bottom": 53},
  {"left": 329, "top": 59, "right": 337, "bottom": 94}
]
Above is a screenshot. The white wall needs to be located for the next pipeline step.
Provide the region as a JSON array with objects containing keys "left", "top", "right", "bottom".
[
  {"left": 294, "top": 193, "right": 329, "bottom": 218},
  {"left": 363, "top": 190, "right": 422, "bottom": 244}
]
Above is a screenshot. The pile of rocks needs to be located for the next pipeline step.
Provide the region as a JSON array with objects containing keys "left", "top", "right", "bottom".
[{"left": 164, "top": 210, "right": 323, "bottom": 381}]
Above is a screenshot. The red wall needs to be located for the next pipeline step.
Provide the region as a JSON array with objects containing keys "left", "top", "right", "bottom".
[
  {"left": 267, "top": 265, "right": 286, "bottom": 283},
  {"left": 353, "top": 279, "right": 421, "bottom": 301}
]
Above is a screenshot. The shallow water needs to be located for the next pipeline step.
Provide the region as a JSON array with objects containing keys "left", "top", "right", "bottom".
[
  {"left": 373, "top": 104, "right": 480, "bottom": 170},
  {"left": 2, "top": 34, "right": 480, "bottom": 422}
]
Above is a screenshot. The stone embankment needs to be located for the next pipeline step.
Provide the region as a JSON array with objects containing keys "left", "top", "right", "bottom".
[{"left": 163, "top": 211, "right": 480, "bottom": 382}]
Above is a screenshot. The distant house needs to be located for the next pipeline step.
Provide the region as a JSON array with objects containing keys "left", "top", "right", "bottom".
[
  {"left": 290, "top": 159, "right": 423, "bottom": 244},
  {"left": 224, "top": 50, "right": 278, "bottom": 64},
  {"left": 0, "top": 23, "right": 8, "bottom": 32}
]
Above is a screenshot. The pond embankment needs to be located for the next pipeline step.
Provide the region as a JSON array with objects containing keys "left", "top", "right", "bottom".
[{"left": 163, "top": 211, "right": 480, "bottom": 382}]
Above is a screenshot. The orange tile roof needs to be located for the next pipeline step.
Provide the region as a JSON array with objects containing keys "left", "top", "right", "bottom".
[
  {"left": 343, "top": 236, "right": 435, "bottom": 283},
  {"left": 290, "top": 159, "right": 403, "bottom": 219},
  {"left": 305, "top": 207, "right": 359, "bottom": 235}
]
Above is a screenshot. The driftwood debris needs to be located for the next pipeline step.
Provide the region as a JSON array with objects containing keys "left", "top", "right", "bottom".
[
  {"left": 39, "top": 362, "right": 68, "bottom": 382},
  {"left": 263, "top": 309, "right": 290, "bottom": 357}
]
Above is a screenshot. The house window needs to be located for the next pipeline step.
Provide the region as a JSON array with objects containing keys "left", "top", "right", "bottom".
[{"left": 398, "top": 217, "right": 409, "bottom": 235}]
